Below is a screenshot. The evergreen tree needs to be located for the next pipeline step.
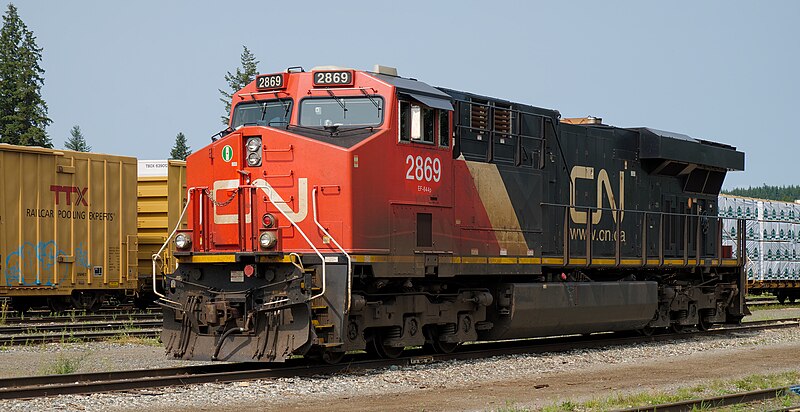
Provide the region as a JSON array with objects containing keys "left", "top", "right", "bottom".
[
  {"left": 0, "top": 4, "right": 51, "bottom": 147},
  {"left": 724, "top": 185, "right": 800, "bottom": 202},
  {"left": 219, "top": 45, "right": 259, "bottom": 125},
  {"left": 170, "top": 132, "right": 191, "bottom": 160},
  {"left": 64, "top": 125, "right": 91, "bottom": 152}
]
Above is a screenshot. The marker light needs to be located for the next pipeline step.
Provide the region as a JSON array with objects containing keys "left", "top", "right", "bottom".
[{"left": 262, "top": 213, "right": 276, "bottom": 228}]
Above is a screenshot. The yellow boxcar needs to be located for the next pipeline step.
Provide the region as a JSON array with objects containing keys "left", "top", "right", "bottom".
[
  {"left": 136, "top": 160, "right": 186, "bottom": 306},
  {"left": 0, "top": 144, "right": 138, "bottom": 311}
]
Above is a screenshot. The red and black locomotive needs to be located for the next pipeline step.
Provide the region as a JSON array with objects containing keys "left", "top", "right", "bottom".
[{"left": 161, "top": 65, "right": 747, "bottom": 362}]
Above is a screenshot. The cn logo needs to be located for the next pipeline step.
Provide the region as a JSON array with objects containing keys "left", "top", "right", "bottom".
[
  {"left": 569, "top": 166, "right": 624, "bottom": 224},
  {"left": 50, "top": 185, "right": 89, "bottom": 206},
  {"left": 212, "top": 178, "right": 308, "bottom": 224}
]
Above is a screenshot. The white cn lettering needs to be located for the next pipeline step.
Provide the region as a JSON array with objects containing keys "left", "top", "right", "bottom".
[{"left": 212, "top": 178, "right": 308, "bottom": 225}]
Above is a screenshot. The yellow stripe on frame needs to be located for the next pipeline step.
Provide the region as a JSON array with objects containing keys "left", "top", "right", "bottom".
[{"left": 488, "top": 257, "right": 517, "bottom": 264}]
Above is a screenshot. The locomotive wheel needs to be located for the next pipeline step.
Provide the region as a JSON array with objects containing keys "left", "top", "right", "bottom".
[
  {"left": 430, "top": 338, "right": 459, "bottom": 354},
  {"left": 307, "top": 348, "right": 346, "bottom": 364},
  {"left": 697, "top": 317, "right": 712, "bottom": 331},
  {"left": 670, "top": 323, "right": 685, "bottom": 334},
  {"left": 777, "top": 292, "right": 787, "bottom": 304},
  {"left": 369, "top": 335, "right": 404, "bottom": 359},
  {"left": 637, "top": 326, "right": 655, "bottom": 336},
  {"left": 697, "top": 309, "right": 714, "bottom": 331},
  {"left": 321, "top": 350, "right": 346, "bottom": 364},
  {"left": 424, "top": 328, "right": 460, "bottom": 354}
]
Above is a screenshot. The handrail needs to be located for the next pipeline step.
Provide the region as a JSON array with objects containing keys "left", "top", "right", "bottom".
[
  {"left": 311, "top": 187, "right": 352, "bottom": 313},
  {"left": 541, "top": 202, "right": 745, "bottom": 267},
  {"left": 242, "top": 183, "right": 327, "bottom": 308},
  {"left": 151, "top": 188, "right": 193, "bottom": 307}
]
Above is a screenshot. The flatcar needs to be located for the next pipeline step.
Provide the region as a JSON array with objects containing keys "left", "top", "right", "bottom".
[{"left": 160, "top": 65, "right": 747, "bottom": 363}]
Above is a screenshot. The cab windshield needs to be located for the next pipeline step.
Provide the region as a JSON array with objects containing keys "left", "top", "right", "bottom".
[
  {"left": 299, "top": 97, "right": 383, "bottom": 127},
  {"left": 231, "top": 100, "right": 293, "bottom": 128}
]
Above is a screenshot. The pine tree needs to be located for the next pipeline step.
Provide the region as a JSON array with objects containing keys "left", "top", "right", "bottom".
[
  {"left": 0, "top": 4, "right": 51, "bottom": 147},
  {"left": 219, "top": 45, "right": 259, "bottom": 125},
  {"left": 170, "top": 132, "right": 191, "bottom": 160},
  {"left": 65, "top": 125, "right": 91, "bottom": 152}
]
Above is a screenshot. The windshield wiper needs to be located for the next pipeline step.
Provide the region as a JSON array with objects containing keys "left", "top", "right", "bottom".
[
  {"left": 360, "top": 88, "right": 381, "bottom": 110},
  {"left": 325, "top": 89, "right": 347, "bottom": 116}
]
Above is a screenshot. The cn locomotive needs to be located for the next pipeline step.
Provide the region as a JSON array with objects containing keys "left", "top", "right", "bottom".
[{"left": 160, "top": 65, "right": 747, "bottom": 363}]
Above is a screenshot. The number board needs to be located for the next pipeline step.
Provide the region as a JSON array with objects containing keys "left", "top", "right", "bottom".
[
  {"left": 255, "top": 73, "right": 285, "bottom": 90},
  {"left": 313, "top": 70, "right": 354, "bottom": 87}
]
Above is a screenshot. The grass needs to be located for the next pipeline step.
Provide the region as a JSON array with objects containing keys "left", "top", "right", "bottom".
[
  {"left": 0, "top": 300, "right": 8, "bottom": 325},
  {"left": 41, "top": 352, "right": 90, "bottom": 375},
  {"left": 534, "top": 371, "right": 800, "bottom": 412},
  {"left": 104, "top": 333, "right": 161, "bottom": 346},
  {"left": 748, "top": 302, "right": 800, "bottom": 311}
]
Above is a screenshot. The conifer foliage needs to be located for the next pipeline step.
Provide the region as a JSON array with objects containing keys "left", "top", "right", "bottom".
[
  {"left": 219, "top": 46, "right": 259, "bottom": 125},
  {"left": 0, "top": 4, "right": 51, "bottom": 147},
  {"left": 64, "top": 125, "right": 91, "bottom": 152},
  {"left": 170, "top": 132, "right": 191, "bottom": 160}
]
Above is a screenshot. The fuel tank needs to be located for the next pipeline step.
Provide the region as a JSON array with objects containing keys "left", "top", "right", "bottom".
[{"left": 483, "top": 281, "right": 658, "bottom": 340}]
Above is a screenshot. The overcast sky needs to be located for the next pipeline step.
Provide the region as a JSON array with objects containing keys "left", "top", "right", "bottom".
[{"left": 5, "top": 1, "right": 798, "bottom": 189}]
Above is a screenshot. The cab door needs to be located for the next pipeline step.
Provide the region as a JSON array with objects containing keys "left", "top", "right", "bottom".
[{"left": 390, "top": 100, "right": 454, "bottom": 277}]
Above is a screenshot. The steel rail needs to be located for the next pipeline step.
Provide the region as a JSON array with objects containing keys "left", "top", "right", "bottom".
[
  {"left": 612, "top": 385, "right": 800, "bottom": 412},
  {"left": 1, "top": 313, "right": 162, "bottom": 326},
  {"left": 0, "top": 328, "right": 161, "bottom": 345},
  {"left": 0, "top": 319, "right": 796, "bottom": 400},
  {"left": 0, "top": 320, "right": 163, "bottom": 335}
]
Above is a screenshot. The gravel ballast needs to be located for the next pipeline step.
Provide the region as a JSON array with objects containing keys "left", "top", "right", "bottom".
[{"left": 1, "top": 314, "right": 799, "bottom": 411}]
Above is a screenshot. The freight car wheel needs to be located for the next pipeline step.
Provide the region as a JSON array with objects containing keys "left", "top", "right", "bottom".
[
  {"left": 47, "top": 297, "right": 70, "bottom": 313},
  {"left": 10, "top": 298, "right": 32, "bottom": 313},
  {"left": 71, "top": 291, "right": 102, "bottom": 313}
]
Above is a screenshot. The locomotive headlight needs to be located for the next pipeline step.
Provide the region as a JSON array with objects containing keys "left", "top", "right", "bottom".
[
  {"left": 245, "top": 137, "right": 262, "bottom": 167},
  {"left": 259, "top": 231, "right": 277, "bottom": 249},
  {"left": 174, "top": 233, "right": 192, "bottom": 250},
  {"left": 247, "top": 152, "right": 261, "bottom": 167},
  {"left": 246, "top": 137, "right": 261, "bottom": 153}
]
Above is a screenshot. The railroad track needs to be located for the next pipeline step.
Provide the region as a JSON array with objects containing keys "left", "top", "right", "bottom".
[
  {"left": 1, "top": 312, "right": 162, "bottom": 326},
  {"left": 0, "top": 317, "right": 162, "bottom": 345},
  {"left": 614, "top": 385, "right": 800, "bottom": 411},
  {"left": 0, "top": 318, "right": 796, "bottom": 400}
]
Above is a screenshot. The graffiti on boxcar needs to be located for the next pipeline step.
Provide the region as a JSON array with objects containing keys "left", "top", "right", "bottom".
[{"left": 4, "top": 241, "right": 91, "bottom": 286}]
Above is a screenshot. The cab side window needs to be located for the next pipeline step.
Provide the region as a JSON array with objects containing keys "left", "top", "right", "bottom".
[
  {"left": 399, "top": 101, "right": 411, "bottom": 142},
  {"left": 399, "top": 100, "right": 450, "bottom": 147}
]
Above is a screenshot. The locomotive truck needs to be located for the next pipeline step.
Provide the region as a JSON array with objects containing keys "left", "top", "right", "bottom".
[{"left": 160, "top": 65, "right": 746, "bottom": 363}]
